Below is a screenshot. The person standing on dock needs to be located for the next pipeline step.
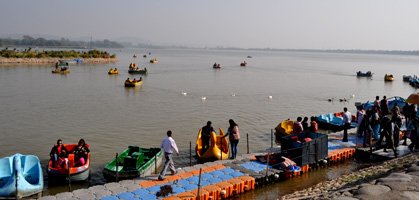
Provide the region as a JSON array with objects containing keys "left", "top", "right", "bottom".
[
  {"left": 342, "top": 107, "right": 351, "bottom": 142},
  {"left": 224, "top": 119, "right": 240, "bottom": 159},
  {"left": 158, "top": 130, "right": 179, "bottom": 180}
]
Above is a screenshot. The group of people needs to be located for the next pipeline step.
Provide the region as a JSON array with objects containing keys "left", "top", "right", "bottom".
[
  {"left": 49, "top": 138, "right": 90, "bottom": 168},
  {"left": 158, "top": 119, "right": 240, "bottom": 180},
  {"left": 292, "top": 116, "right": 318, "bottom": 134},
  {"left": 125, "top": 77, "right": 142, "bottom": 83},
  {"left": 201, "top": 119, "right": 240, "bottom": 159},
  {"left": 54, "top": 62, "right": 68, "bottom": 71},
  {"left": 356, "top": 95, "right": 418, "bottom": 156}
]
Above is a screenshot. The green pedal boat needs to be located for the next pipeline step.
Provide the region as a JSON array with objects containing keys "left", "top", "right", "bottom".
[{"left": 103, "top": 146, "right": 163, "bottom": 181}]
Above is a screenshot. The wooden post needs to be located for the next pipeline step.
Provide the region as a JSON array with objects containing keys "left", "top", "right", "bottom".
[
  {"left": 68, "top": 160, "right": 71, "bottom": 192},
  {"left": 247, "top": 133, "right": 249, "bottom": 154},
  {"left": 271, "top": 129, "right": 274, "bottom": 149},
  {"left": 197, "top": 168, "right": 202, "bottom": 200},
  {"left": 154, "top": 154, "right": 157, "bottom": 174},
  {"left": 190, "top": 141, "right": 192, "bottom": 166},
  {"left": 115, "top": 153, "right": 119, "bottom": 182}
]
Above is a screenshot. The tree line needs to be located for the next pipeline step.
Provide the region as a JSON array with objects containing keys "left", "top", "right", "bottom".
[{"left": 0, "top": 35, "right": 124, "bottom": 48}]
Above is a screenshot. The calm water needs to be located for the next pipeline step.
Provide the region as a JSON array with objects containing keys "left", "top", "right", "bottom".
[{"left": 0, "top": 48, "right": 417, "bottom": 196}]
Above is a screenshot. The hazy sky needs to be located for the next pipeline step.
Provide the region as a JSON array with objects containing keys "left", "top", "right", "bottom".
[{"left": 1, "top": 0, "right": 419, "bottom": 50}]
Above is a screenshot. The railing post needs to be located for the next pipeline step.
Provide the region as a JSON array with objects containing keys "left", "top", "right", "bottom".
[
  {"left": 154, "top": 154, "right": 157, "bottom": 174},
  {"left": 197, "top": 168, "right": 202, "bottom": 200},
  {"left": 115, "top": 153, "right": 119, "bottom": 182},
  {"left": 190, "top": 141, "right": 192, "bottom": 166},
  {"left": 271, "top": 129, "right": 274, "bottom": 148},
  {"left": 247, "top": 133, "right": 249, "bottom": 154}
]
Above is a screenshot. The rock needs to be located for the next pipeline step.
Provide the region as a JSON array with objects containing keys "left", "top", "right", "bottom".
[
  {"left": 407, "top": 165, "right": 419, "bottom": 172},
  {"left": 401, "top": 191, "right": 419, "bottom": 200},
  {"left": 332, "top": 197, "right": 359, "bottom": 200},
  {"left": 357, "top": 185, "right": 391, "bottom": 196},
  {"left": 55, "top": 192, "right": 73, "bottom": 199},
  {"left": 342, "top": 191, "right": 353, "bottom": 197},
  {"left": 377, "top": 173, "right": 412, "bottom": 183},
  {"left": 37, "top": 196, "right": 57, "bottom": 200}
]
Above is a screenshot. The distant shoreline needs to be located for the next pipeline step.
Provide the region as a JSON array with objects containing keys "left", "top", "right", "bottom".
[{"left": 0, "top": 57, "right": 118, "bottom": 64}]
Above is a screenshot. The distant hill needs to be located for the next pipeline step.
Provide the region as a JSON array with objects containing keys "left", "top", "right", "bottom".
[{"left": 0, "top": 35, "right": 124, "bottom": 48}]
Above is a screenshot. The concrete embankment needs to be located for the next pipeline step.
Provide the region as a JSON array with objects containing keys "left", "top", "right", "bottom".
[
  {"left": 0, "top": 57, "right": 118, "bottom": 64},
  {"left": 281, "top": 153, "right": 419, "bottom": 200}
]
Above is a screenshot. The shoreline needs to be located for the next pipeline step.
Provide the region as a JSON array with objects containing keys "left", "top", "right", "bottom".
[
  {"left": 281, "top": 153, "right": 419, "bottom": 200},
  {"left": 0, "top": 57, "right": 118, "bottom": 64}
]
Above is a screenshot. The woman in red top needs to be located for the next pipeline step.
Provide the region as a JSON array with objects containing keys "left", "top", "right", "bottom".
[{"left": 49, "top": 139, "right": 68, "bottom": 167}]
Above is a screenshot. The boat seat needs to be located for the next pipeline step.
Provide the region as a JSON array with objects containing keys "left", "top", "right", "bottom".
[
  {"left": 128, "top": 146, "right": 140, "bottom": 156},
  {"left": 130, "top": 152, "right": 142, "bottom": 159},
  {"left": 68, "top": 154, "right": 75, "bottom": 168},
  {"left": 123, "top": 156, "right": 137, "bottom": 170}
]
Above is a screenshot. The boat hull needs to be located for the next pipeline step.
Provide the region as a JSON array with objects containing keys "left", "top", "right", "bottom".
[
  {"left": 47, "top": 144, "right": 90, "bottom": 182},
  {"left": 196, "top": 128, "right": 229, "bottom": 162},
  {"left": 103, "top": 147, "right": 163, "bottom": 181},
  {"left": 0, "top": 154, "right": 43, "bottom": 198},
  {"left": 124, "top": 80, "right": 142, "bottom": 87}
]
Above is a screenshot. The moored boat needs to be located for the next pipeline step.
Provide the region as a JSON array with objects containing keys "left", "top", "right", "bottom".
[
  {"left": 384, "top": 74, "right": 394, "bottom": 81},
  {"left": 124, "top": 78, "right": 142, "bottom": 87},
  {"left": 356, "top": 71, "right": 372, "bottom": 77},
  {"left": 316, "top": 113, "right": 356, "bottom": 131},
  {"left": 0, "top": 154, "right": 43, "bottom": 198},
  {"left": 196, "top": 128, "right": 229, "bottom": 162},
  {"left": 103, "top": 146, "right": 163, "bottom": 181},
  {"left": 47, "top": 144, "right": 90, "bottom": 182},
  {"left": 361, "top": 96, "right": 406, "bottom": 111},
  {"left": 274, "top": 119, "right": 294, "bottom": 143}
]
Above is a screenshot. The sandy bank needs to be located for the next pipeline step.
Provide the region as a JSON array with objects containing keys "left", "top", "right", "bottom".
[{"left": 0, "top": 57, "right": 118, "bottom": 64}]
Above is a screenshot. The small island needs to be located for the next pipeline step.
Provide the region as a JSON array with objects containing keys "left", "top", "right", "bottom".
[{"left": 0, "top": 48, "right": 118, "bottom": 64}]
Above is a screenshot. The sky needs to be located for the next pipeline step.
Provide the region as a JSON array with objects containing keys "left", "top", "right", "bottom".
[{"left": 1, "top": 0, "right": 419, "bottom": 50}]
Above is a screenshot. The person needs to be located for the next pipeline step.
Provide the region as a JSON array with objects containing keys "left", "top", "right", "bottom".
[
  {"left": 407, "top": 117, "right": 418, "bottom": 152},
  {"left": 391, "top": 108, "right": 402, "bottom": 148},
  {"left": 73, "top": 139, "right": 90, "bottom": 167},
  {"left": 139, "top": 77, "right": 142, "bottom": 81},
  {"left": 293, "top": 117, "right": 304, "bottom": 134},
  {"left": 374, "top": 96, "right": 381, "bottom": 112},
  {"left": 49, "top": 139, "right": 68, "bottom": 168},
  {"left": 310, "top": 116, "right": 318, "bottom": 133},
  {"left": 201, "top": 121, "right": 215, "bottom": 154},
  {"left": 302, "top": 117, "right": 309, "bottom": 132},
  {"left": 356, "top": 106, "right": 365, "bottom": 137},
  {"left": 55, "top": 62, "right": 59, "bottom": 69},
  {"left": 126, "top": 78, "right": 130, "bottom": 82},
  {"left": 380, "top": 96, "right": 389, "bottom": 116},
  {"left": 377, "top": 116, "right": 397, "bottom": 157},
  {"left": 223, "top": 119, "right": 240, "bottom": 159},
  {"left": 158, "top": 130, "right": 179, "bottom": 180},
  {"left": 213, "top": 62, "right": 217, "bottom": 68},
  {"left": 370, "top": 106, "right": 381, "bottom": 140},
  {"left": 342, "top": 107, "right": 351, "bottom": 142},
  {"left": 362, "top": 110, "right": 372, "bottom": 147}
]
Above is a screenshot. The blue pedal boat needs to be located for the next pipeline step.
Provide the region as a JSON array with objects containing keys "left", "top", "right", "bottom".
[{"left": 0, "top": 153, "right": 43, "bottom": 198}]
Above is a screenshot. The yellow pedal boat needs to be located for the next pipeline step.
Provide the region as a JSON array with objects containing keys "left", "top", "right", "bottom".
[
  {"left": 124, "top": 79, "right": 142, "bottom": 87},
  {"left": 196, "top": 128, "right": 229, "bottom": 162}
]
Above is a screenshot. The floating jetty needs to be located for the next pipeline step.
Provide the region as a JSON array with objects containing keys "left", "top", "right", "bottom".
[{"left": 38, "top": 132, "right": 364, "bottom": 200}]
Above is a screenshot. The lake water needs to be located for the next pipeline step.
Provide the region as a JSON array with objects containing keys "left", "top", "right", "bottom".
[{"left": 0, "top": 48, "right": 417, "bottom": 196}]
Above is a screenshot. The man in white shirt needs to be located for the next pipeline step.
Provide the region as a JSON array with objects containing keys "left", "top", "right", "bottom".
[
  {"left": 158, "top": 130, "right": 179, "bottom": 180},
  {"left": 342, "top": 107, "right": 351, "bottom": 142}
]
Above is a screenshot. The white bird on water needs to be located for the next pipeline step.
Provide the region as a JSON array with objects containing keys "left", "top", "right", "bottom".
[
  {"left": 232, "top": 93, "right": 236, "bottom": 97},
  {"left": 201, "top": 96, "right": 207, "bottom": 100},
  {"left": 181, "top": 91, "right": 187, "bottom": 96},
  {"left": 268, "top": 95, "right": 273, "bottom": 99}
]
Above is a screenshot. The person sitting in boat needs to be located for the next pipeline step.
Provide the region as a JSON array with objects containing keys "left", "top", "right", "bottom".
[
  {"left": 213, "top": 63, "right": 217, "bottom": 68},
  {"left": 55, "top": 62, "right": 59, "bottom": 69},
  {"left": 201, "top": 121, "right": 215, "bottom": 154},
  {"left": 74, "top": 139, "right": 90, "bottom": 167},
  {"left": 139, "top": 77, "right": 142, "bottom": 81},
  {"left": 50, "top": 139, "right": 68, "bottom": 168},
  {"left": 292, "top": 117, "right": 304, "bottom": 134},
  {"left": 126, "top": 78, "right": 131, "bottom": 82},
  {"left": 278, "top": 156, "right": 297, "bottom": 171},
  {"left": 133, "top": 78, "right": 137, "bottom": 82}
]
